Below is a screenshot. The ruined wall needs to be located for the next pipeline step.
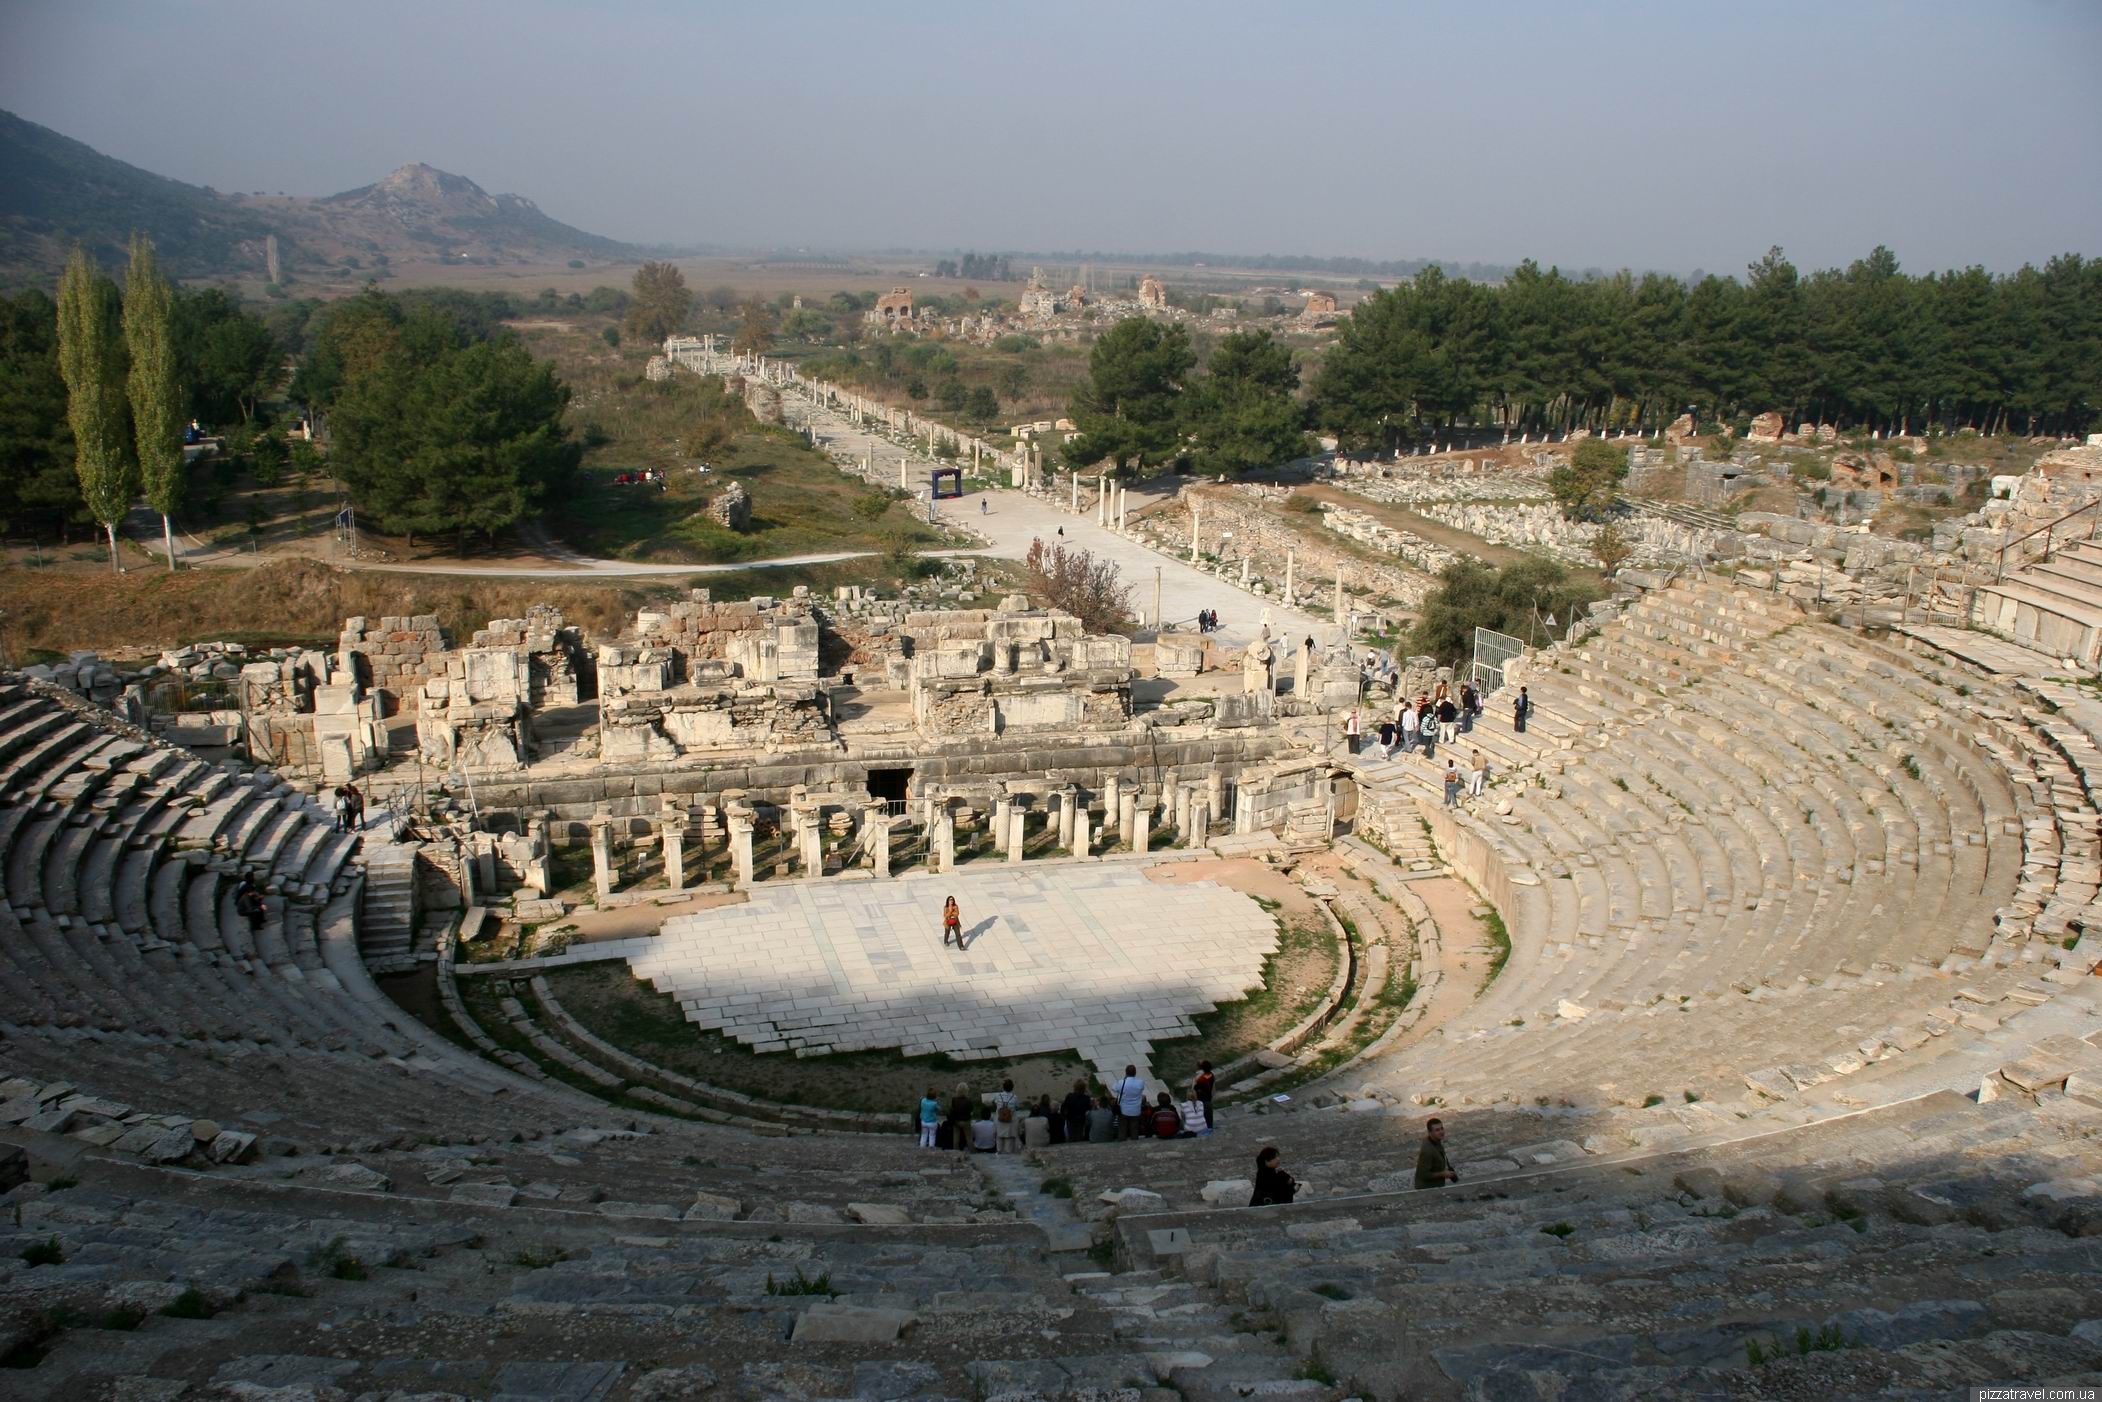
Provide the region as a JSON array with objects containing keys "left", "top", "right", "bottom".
[
  {"left": 906, "top": 605, "right": 1134, "bottom": 738},
  {"left": 469, "top": 605, "right": 588, "bottom": 706},
  {"left": 1179, "top": 486, "right": 1428, "bottom": 609},
  {"left": 462, "top": 728, "right": 1291, "bottom": 828},
  {"left": 339, "top": 614, "right": 447, "bottom": 705}
]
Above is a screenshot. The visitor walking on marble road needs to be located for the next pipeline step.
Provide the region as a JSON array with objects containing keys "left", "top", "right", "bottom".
[
  {"left": 916, "top": 1087, "right": 941, "bottom": 1148},
  {"left": 1250, "top": 1145, "right": 1298, "bottom": 1206},
  {"left": 941, "top": 894, "right": 961, "bottom": 947},
  {"left": 1113, "top": 1065, "right": 1149, "bottom": 1140},
  {"left": 1416, "top": 1116, "right": 1459, "bottom": 1189}
]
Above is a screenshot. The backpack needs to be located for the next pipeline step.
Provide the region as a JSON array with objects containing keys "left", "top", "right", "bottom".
[{"left": 997, "top": 1105, "right": 1013, "bottom": 1124}]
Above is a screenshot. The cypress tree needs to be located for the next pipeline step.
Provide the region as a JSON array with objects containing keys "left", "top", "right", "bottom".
[
  {"left": 55, "top": 247, "right": 135, "bottom": 571},
  {"left": 124, "top": 235, "right": 185, "bottom": 570}
]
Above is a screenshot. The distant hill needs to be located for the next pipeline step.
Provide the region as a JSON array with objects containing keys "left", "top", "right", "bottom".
[
  {"left": 0, "top": 109, "right": 642, "bottom": 288},
  {"left": 0, "top": 108, "right": 277, "bottom": 283}
]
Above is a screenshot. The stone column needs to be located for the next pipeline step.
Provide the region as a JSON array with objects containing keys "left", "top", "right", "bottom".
[
  {"left": 727, "top": 805, "right": 756, "bottom": 890},
  {"left": 866, "top": 808, "right": 891, "bottom": 879},
  {"left": 1057, "top": 787, "right": 1078, "bottom": 850},
  {"left": 1097, "top": 474, "right": 1108, "bottom": 525},
  {"left": 1188, "top": 792, "right": 1211, "bottom": 846},
  {"left": 1117, "top": 487, "right": 1127, "bottom": 531},
  {"left": 1241, "top": 557, "right": 1251, "bottom": 587},
  {"left": 589, "top": 809, "right": 614, "bottom": 907},
  {"left": 1295, "top": 641, "right": 1312, "bottom": 698},
  {"left": 795, "top": 804, "right": 823, "bottom": 877},
  {"left": 1070, "top": 474, "right": 1078, "bottom": 512},
  {"left": 1208, "top": 770, "right": 1226, "bottom": 826},
  {"left": 1284, "top": 549, "right": 1295, "bottom": 605},
  {"left": 661, "top": 807, "right": 689, "bottom": 894},
  {"left": 933, "top": 802, "right": 956, "bottom": 873},
  {"left": 1190, "top": 498, "right": 1201, "bottom": 563},
  {"left": 1174, "top": 784, "right": 1193, "bottom": 842},
  {"left": 1118, "top": 789, "right": 1137, "bottom": 848},
  {"left": 1075, "top": 808, "right": 1092, "bottom": 857},
  {"left": 1334, "top": 573, "right": 1345, "bottom": 626},
  {"left": 992, "top": 795, "right": 1013, "bottom": 855},
  {"left": 1008, "top": 805, "right": 1027, "bottom": 864},
  {"left": 1134, "top": 802, "right": 1153, "bottom": 854},
  {"left": 524, "top": 811, "right": 553, "bottom": 894}
]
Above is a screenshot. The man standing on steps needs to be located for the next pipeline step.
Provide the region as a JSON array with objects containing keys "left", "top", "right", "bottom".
[
  {"left": 1112, "top": 1064, "right": 1148, "bottom": 1141},
  {"left": 1513, "top": 686, "right": 1531, "bottom": 735},
  {"left": 1415, "top": 1117, "right": 1459, "bottom": 1189}
]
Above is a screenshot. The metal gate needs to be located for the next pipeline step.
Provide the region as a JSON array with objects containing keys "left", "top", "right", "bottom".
[{"left": 1469, "top": 626, "right": 1526, "bottom": 697}]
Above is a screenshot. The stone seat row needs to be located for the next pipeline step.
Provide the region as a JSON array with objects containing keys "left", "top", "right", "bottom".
[
  {"left": 1118, "top": 1087, "right": 2102, "bottom": 1401},
  {"left": 0, "top": 690, "right": 368, "bottom": 1040},
  {"left": 0, "top": 1158, "right": 1338, "bottom": 1402},
  {"left": 1344, "top": 584, "right": 2096, "bottom": 1122}
]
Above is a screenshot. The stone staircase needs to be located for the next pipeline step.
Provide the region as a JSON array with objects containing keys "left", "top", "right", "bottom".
[
  {"left": 1973, "top": 534, "right": 2102, "bottom": 665},
  {"left": 355, "top": 837, "right": 418, "bottom": 972}
]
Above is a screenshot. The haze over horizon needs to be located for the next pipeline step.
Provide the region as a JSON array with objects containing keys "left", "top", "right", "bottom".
[{"left": 4, "top": 0, "right": 2100, "bottom": 278}]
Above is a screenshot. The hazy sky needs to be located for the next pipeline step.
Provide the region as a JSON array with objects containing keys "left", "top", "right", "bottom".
[{"left": 5, "top": 0, "right": 2099, "bottom": 275}]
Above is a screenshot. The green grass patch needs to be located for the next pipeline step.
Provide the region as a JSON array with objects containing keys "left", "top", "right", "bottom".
[
  {"left": 765, "top": 1267, "right": 837, "bottom": 1297},
  {"left": 553, "top": 417, "right": 949, "bottom": 565},
  {"left": 1480, "top": 905, "right": 1511, "bottom": 983},
  {"left": 19, "top": 1238, "right": 63, "bottom": 1267}
]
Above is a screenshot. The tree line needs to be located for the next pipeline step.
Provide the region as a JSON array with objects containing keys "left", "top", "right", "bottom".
[
  {"left": 1063, "top": 320, "right": 1310, "bottom": 476},
  {"left": 932, "top": 252, "right": 1014, "bottom": 281},
  {"left": 1313, "top": 248, "right": 2102, "bottom": 449}
]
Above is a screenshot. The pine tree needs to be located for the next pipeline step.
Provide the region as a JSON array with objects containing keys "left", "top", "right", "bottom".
[
  {"left": 55, "top": 247, "right": 135, "bottom": 571},
  {"left": 124, "top": 235, "right": 185, "bottom": 570}
]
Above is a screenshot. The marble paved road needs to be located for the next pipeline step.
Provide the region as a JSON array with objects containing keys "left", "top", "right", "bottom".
[
  {"left": 574, "top": 865, "right": 1278, "bottom": 1087},
  {"left": 791, "top": 391, "right": 1339, "bottom": 652}
]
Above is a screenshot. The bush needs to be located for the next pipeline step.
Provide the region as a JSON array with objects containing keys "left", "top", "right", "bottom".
[
  {"left": 19, "top": 1238, "right": 63, "bottom": 1267},
  {"left": 1406, "top": 557, "right": 1602, "bottom": 665}
]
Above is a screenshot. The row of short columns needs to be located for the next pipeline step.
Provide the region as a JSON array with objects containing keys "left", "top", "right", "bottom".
[{"left": 584, "top": 777, "right": 1228, "bottom": 901}]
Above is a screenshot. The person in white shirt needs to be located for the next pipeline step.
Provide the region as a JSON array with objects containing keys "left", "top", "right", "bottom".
[{"left": 1112, "top": 1065, "right": 1148, "bottom": 1140}]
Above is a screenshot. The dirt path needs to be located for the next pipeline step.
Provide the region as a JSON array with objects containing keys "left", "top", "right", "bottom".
[{"left": 1407, "top": 874, "right": 1499, "bottom": 1038}]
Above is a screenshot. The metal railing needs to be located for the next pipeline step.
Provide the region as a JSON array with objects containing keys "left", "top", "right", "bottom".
[{"left": 1995, "top": 499, "right": 2102, "bottom": 582}]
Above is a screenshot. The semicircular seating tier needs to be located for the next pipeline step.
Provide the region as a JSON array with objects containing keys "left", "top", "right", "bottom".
[{"left": 1346, "top": 576, "right": 2100, "bottom": 1118}]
